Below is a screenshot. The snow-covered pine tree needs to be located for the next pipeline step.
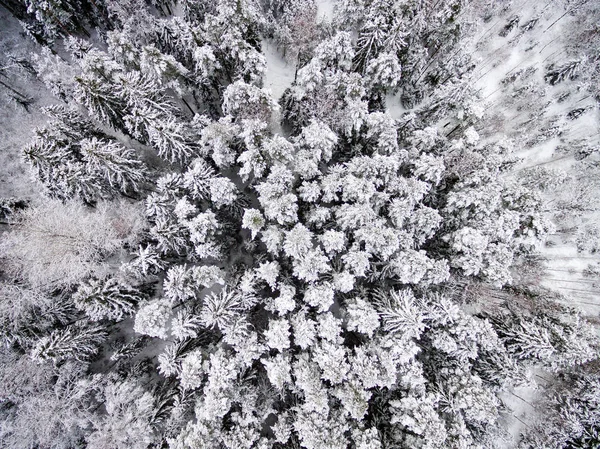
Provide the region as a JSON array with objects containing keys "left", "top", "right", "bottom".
[
  {"left": 31, "top": 324, "right": 107, "bottom": 364},
  {"left": 73, "top": 277, "right": 146, "bottom": 321},
  {"left": 23, "top": 106, "right": 146, "bottom": 202},
  {"left": 2, "top": 1, "right": 600, "bottom": 448}
]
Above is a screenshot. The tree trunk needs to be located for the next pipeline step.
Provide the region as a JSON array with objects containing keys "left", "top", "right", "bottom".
[{"left": 0, "top": 79, "right": 27, "bottom": 99}]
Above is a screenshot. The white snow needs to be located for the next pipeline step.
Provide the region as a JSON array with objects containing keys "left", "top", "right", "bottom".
[
  {"left": 262, "top": 39, "right": 296, "bottom": 100},
  {"left": 498, "top": 383, "right": 539, "bottom": 449},
  {"left": 316, "top": 0, "right": 335, "bottom": 22},
  {"left": 0, "top": 9, "right": 53, "bottom": 200},
  {"left": 385, "top": 92, "right": 407, "bottom": 120},
  {"left": 467, "top": 1, "right": 600, "bottom": 319}
]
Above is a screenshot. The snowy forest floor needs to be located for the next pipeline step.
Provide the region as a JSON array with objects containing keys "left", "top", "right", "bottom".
[
  {"left": 0, "top": 8, "right": 53, "bottom": 199},
  {"left": 466, "top": 1, "right": 600, "bottom": 317}
]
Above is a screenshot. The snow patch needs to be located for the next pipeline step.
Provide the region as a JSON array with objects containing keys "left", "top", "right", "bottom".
[
  {"left": 385, "top": 92, "right": 407, "bottom": 120},
  {"left": 262, "top": 39, "right": 296, "bottom": 100},
  {"left": 316, "top": 0, "right": 335, "bottom": 22}
]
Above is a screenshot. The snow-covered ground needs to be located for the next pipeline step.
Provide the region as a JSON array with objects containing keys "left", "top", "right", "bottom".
[
  {"left": 316, "top": 0, "right": 335, "bottom": 22},
  {"left": 385, "top": 92, "right": 408, "bottom": 119},
  {"left": 470, "top": 3, "right": 600, "bottom": 319},
  {"left": 261, "top": 39, "right": 296, "bottom": 100},
  {"left": 0, "top": 9, "right": 52, "bottom": 199},
  {"left": 459, "top": 2, "right": 600, "bottom": 439}
]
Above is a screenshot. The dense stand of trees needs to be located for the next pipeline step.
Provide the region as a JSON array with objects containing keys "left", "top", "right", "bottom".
[{"left": 0, "top": 0, "right": 599, "bottom": 448}]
